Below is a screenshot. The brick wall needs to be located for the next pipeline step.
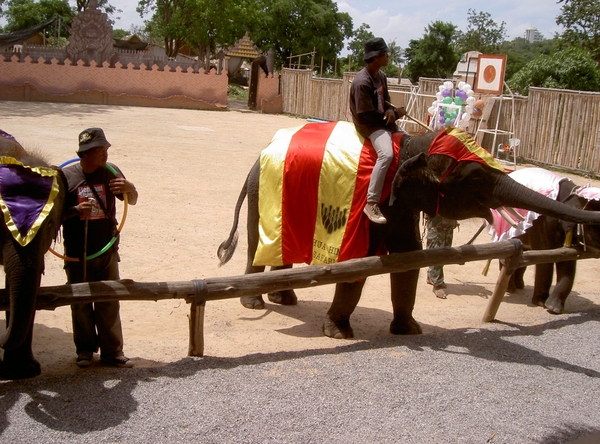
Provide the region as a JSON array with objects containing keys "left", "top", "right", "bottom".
[{"left": 0, "top": 55, "right": 228, "bottom": 109}]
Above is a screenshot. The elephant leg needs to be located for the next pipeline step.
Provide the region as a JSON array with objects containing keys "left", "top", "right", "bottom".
[
  {"left": 508, "top": 266, "right": 526, "bottom": 292},
  {"left": 0, "top": 242, "right": 44, "bottom": 379},
  {"left": 545, "top": 260, "right": 576, "bottom": 314},
  {"left": 390, "top": 270, "right": 422, "bottom": 335},
  {"left": 531, "top": 263, "right": 554, "bottom": 307},
  {"left": 1, "top": 312, "right": 41, "bottom": 380},
  {"left": 240, "top": 191, "right": 268, "bottom": 309},
  {"left": 267, "top": 264, "right": 298, "bottom": 305},
  {"left": 323, "top": 280, "right": 366, "bottom": 339},
  {"left": 240, "top": 262, "right": 267, "bottom": 309}
]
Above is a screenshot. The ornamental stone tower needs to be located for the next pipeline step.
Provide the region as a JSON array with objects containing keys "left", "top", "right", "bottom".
[{"left": 66, "top": 0, "right": 115, "bottom": 65}]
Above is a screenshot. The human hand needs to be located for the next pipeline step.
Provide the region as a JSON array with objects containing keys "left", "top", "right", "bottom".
[
  {"left": 76, "top": 200, "right": 94, "bottom": 218},
  {"left": 395, "top": 106, "right": 407, "bottom": 118},
  {"left": 109, "top": 177, "right": 135, "bottom": 195},
  {"left": 384, "top": 108, "right": 397, "bottom": 125}
]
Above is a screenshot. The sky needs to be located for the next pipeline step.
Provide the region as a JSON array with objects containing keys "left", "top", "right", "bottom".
[{"left": 109, "top": 0, "right": 565, "bottom": 54}]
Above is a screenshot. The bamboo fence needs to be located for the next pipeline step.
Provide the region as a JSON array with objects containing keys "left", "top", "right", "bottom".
[{"left": 280, "top": 70, "right": 600, "bottom": 175}]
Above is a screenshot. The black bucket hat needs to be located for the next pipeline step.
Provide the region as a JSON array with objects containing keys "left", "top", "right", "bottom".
[
  {"left": 78, "top": 128, "right": 111, "bottom": 154},
  {"left": 364, "top": 37, "right": 389, "bottom": 61}
]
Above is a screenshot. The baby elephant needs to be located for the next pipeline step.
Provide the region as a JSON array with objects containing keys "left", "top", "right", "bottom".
[{"left": 490, "top": 167, "right": 600, "bottom": 314}]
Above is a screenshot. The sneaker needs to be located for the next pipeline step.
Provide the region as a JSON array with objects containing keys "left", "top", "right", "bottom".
[
  {"left": 102, "top": 355, "right": 134, "bottom": 368},
  {"left": 364, "top": 203, "right": 387, "bottom": 224},
  {"left": 76, "top": 351, "right": 93, "bottom": 368}
]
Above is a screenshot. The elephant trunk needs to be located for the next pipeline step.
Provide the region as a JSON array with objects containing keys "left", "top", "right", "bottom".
[
  {"left": 492, "top": 174, "right": 600, "bottom": 224},
  {"left": 0, "top": 243, "right": 42, "bottom": 350}
]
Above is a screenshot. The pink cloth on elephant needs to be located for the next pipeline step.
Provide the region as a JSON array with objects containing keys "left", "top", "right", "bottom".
[{"left": 488, "top": 167, "right": 567, "bottom": 242}]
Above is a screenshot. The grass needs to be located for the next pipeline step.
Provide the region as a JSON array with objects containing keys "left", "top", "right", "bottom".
[{"left": 227, "top": 84, "right": 248, "bottom": 100}]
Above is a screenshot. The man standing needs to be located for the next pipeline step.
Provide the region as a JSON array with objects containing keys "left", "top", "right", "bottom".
[
  {"left": 425, "top": 214, "right": 458, "bottom": 299},
  {"left": 349, "top": 37, "right": 406, "bottom": 224},
  {"left": 62, "top": 128, "right": 138, "bottom": 368}
]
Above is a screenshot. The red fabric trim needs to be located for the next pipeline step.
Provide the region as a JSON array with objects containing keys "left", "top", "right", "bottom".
[
  {"left": 281, "top": 122, "right": 337, "bottom": 264},
  {"left": 338, "top": 132, "right": 403, "bottom": 261}
]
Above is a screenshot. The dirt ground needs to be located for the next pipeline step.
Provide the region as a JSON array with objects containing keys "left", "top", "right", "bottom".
[{"left": 1, "top": 100, "right": 599, "bottom": 376}]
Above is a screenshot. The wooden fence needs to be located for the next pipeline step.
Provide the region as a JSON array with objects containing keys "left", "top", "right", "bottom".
[
  {"left": 280, "top": 70, "right": 600, "bottom": 175},
  {"left": 2, "top": 241, "right": 599, "bottom": 357}
]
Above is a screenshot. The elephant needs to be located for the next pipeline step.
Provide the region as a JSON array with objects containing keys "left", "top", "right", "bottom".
[
  {"left": 218, "top": 122, "right": 600, "bottom": 339},
  {"left": 0, "top": 133, "right": 67, "bottom": 379},
  {"left": 489, "top": 167, "right": 600, "bottom": 314}
]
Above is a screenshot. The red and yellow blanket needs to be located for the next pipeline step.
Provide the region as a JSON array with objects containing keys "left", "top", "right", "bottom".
[{"left": 254, "top": 123, "right": 502, "bottom": 266}]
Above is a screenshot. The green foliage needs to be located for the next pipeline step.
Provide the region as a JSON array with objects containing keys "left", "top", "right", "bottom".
[
  {"left": 404, "top": 21, "right": 460, "bottom": 83},
  {"left": 113, "top": 28, "right": 128, "bottom": 39},
  {"left": 251, "top": 0, "right": 353, "bottom": 71},
  {"left": 556, "top": 0, "right": 600, "bottom": 60},
  {"left": 227, "top": 84, "right": 248, "bottom": 100},
  {"left": 345, "top": 23, "right": 374, "bottom": 68},
  {"left": 455, "top": 9, "right": 508, "bottom": 54},
  {"left": 500, "top": 37, "right": 559, "bottom": 81},
  {"left": 1, "top": 0, "right": 74, "bottom": 33},
  {"left": 74, "top": 0, "right": 119, "bottom": 17},
  {"left": 507, "top": 46, "right": 600, "bottom": 95}
]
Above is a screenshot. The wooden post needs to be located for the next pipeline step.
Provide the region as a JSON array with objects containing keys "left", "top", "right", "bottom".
[
  {"left": 482, "top": 265, "right": 511, "bottom": 322},
  {"left": 188, "top": 299, "right": 205, "bottom": 356},
  {"left": 188, "top": 279, "right": 207, "bottom": 357}
]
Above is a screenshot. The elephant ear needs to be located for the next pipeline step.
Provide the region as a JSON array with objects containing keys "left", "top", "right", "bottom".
[{"left": 391, "top": 153, "right": 438, "bottom": 206}]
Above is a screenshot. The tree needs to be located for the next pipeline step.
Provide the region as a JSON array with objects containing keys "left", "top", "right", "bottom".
[
  {"left": 345, "top": 23, "right": 374, "bottom": 69},
  {"left": 381, "top": 39, "right": 403, "bottom": 79},
  {"left": 251, "top": 0, "right": 353, "bottom": 71},
  {"left": 1, "top": 0, "right": 74, "bottom": 34},
  {"left": 500, "top": 37, "right": 559, "bottom": 81},
  {"left": 403, "top": 21, "right": 460, "bottom": 83},
  {"left": 455, "top": 9, "right": 508, "bottom": 54},
  {"left": 556, "top": 0, "right": 600, "bottom": 61},
  {"left": 507, "top": 46, "right": 600, "bottom": 95},
  {"left": 74, "top": 0, "right": 119, "bottom": 17},
  {"left": 137, "top": 0, "right": 197, "bottom": 58}
]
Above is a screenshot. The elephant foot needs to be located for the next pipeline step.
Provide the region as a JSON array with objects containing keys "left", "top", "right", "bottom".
[
  {"left": 240, "top": 295, "right": 265, "bottom": 310},
  {"left": 544, "top": 296, "right": 566, "bottom": 315},
  {"left": 322, "top": 316, "right": 354, "bottom": 339},
  {"left": 532, "top": 293, "right": 549, "bottom": 308},
  {"left": 268, "top": 290, "right": 298, "bottom": 305},
  {"left": 507, "top": 280, "right": 517, "bottom": 293},
  {"left": 514, "top": 276, "right": 525, "bottom": 290},
  {"left": 0, "top": 352, "right": 41, "bottom": 380},
  {"left": 390, "top": 317, "right": 422, "bottom": 335}
]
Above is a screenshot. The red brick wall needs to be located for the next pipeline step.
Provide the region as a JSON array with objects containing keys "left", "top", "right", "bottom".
[{"left": 0, "top": 55, "right": 228, "bottom": 109}]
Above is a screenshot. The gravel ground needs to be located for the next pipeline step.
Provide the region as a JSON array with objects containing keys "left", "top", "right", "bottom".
[{"left": 2, "top": 307, "right": 599, "bottom": 443}]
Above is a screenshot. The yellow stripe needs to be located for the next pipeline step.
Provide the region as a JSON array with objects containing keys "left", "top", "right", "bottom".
[
  {"left": 0, "top": 156, "right": 60, "bottom": 246},
  {"left": 447, "top": 128, "right": 505, "bottom": 173},
  {"left": 311, "top": 122, "right": 363, "bottom": 264},
  {"left": 254, "top": 125, "right": 305, "bottom": 266}
]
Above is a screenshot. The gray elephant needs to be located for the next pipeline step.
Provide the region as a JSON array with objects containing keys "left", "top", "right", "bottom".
[
  {"left": 0, "top": 133, "right": 67, "bottom": 379},
  {"left": 489, "top": 167, "right": 600, "bottom": 314},
  {"left": 218, "top": 122, "right": 600, "bottom": 339}
]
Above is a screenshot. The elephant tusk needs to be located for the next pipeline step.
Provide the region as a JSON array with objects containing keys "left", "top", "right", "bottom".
[
  {"left": 505, "top": 206, "right": 526, "bottom": 222},
  {"left": 498, "top": 207, "right": 518, "bottom": 228}
]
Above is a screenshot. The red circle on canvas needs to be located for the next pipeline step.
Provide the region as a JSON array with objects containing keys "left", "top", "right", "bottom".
[{"left": 483, "top": 65, "right": 496, "bottom": 83}]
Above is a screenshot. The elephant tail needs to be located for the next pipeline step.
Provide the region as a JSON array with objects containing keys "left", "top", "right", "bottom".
[{"left": 217, "top": 180, "right": 247, "bottom": 266}]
